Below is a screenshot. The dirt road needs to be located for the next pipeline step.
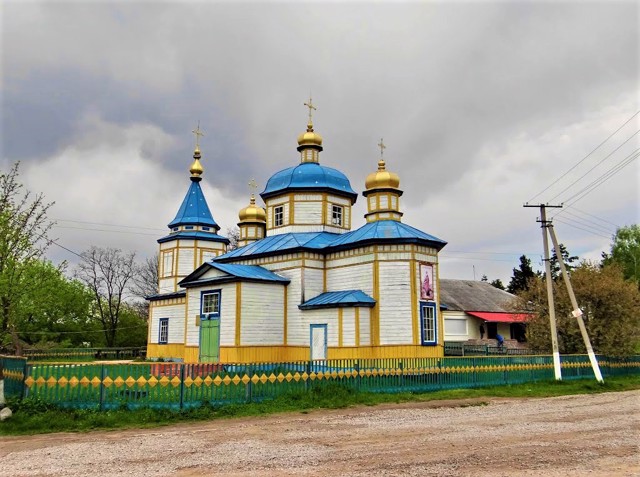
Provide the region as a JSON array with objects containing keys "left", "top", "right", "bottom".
[{"left": 1, "top": 390, "right": 639, "bottom": 477}]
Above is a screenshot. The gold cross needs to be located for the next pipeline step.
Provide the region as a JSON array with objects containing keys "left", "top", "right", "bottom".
[
  {"left": 378, "top": 138, "right": 386, "bottom": 158},
  {"left": 192, "top": 121, "right": 205, "bottom": 149},
  {"left": 304, "top": 95, "right": 316, "bottom": 123}
]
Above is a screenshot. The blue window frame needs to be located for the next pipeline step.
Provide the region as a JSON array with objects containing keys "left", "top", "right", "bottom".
[
  {"left": 185, "top": 225, "right": 194, "bottom": 230},
  {"left": 159, "top": 318, "right": 169, "bottom": 344},
  {"left": 420, "top": 302, "right": 437, "bottom": 345},
  {"left": 201, "top": 289, "right": 221, "bottom": 319}
]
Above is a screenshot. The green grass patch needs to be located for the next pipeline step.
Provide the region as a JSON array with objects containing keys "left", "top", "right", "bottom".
[{"left": 1, "top": 375, "right": 638, "bottom": 436}]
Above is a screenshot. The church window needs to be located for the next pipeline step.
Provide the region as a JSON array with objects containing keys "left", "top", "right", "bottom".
[
  {"left": 332, "top": 205, "right": 343, "bottom": 226},
  {"left": 185, "top": 225, "right": 194, "bottom": 230},
  {"left": 202, "top": 226, "right": 210, "bottom": 231},
  {"left": 202, "top": 290, "right": 221, "bottom": 317},
  {"left": 162, "top": 251, "right": 174, "bottom": 277},
  {"left": 172, "top": 227, "right": 179, "bottom": 232},
  {"left": 159, "top": 318, "right": 169, "bottom": 344},
  {"left": 274, "top": 206, "right": 284, "bottom": 227},
  {"left": 420, "top": 303, "right": 437, "bottom": 345}
]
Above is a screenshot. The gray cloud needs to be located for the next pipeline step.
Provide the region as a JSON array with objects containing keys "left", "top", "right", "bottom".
[{"left": 2, "top": 1, "right": 638, "bottom": 282}]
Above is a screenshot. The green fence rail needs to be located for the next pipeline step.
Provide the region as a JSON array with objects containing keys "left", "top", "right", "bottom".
[
  {"left": 21, "top": 347, "right": 147, "bottom": 361},
  {"left": 1, "top": 354, "right": 638, "bottom": 410}
]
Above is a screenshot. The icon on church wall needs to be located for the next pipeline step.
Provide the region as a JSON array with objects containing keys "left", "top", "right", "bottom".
[{"left": 420, "top": 263, "right": 435, "bottom": 301}]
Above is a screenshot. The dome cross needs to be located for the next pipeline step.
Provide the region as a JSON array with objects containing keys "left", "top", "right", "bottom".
[
  {"left": 378, "top": 138, "right": 386, "bottom": 158},
  {"left": 192, "top": 121, "right": 205, "bottom": 150},
  {"left": 304, "top": 96, "right": 317, "bottom": 127}
]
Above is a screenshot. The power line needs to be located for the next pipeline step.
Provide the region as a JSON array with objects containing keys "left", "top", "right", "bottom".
[
  {"left": 564, "top": 207, "right": 620, "bottom": 229},
  {"left": 548, "top": 134, "right": 640, "bottom": 203},
  {"left": 558, "top": 149, "right": 639, "bottom": 208},
  {"left": 554, "top": 218, "right": 612, "bottom": 240},
  {"left": 528, "top": 110, "right": 640, "bottom": 203},
  {"left": 54, "top": 225, "right": 161, "bottom": 237},
  {"left": 53, "top": 218, "right": 166, "bottom": 232},
  {"left": 559, "top": 210, "right": 617, "bottom": 235}
]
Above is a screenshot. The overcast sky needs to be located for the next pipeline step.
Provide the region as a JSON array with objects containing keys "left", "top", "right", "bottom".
[{"left": 2, "top": 0, "right": 638, "bottom": 283}]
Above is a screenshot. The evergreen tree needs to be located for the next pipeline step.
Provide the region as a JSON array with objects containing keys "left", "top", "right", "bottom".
[
  {"left": 507, "top": 255, "right": 537, "bottom": 294},
  {"left": 490, "top": 279, "right": 505, "bottom": 290},
  {"left": 549, "top": 243, "right": 579, "bottom": 280},
  {"left": 480, "top": 274, "right": 488, "bottom": 282}
]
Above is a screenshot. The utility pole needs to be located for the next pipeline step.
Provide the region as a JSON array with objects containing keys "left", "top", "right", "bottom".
[
  {"left": 525, "top": 203, "right": 563, "bottom": 380},
  {"left": 547, "top": 224, "right": 604, "bottom": 382}
]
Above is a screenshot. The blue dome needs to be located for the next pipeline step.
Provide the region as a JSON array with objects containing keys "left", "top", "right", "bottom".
[{"left": 261, "top": 162, "right": 357, "bottom": 202}]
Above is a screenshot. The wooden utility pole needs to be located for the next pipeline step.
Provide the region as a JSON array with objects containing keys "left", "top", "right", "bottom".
[
  {"left": 547, "top": 224, "right": 604, "bottom": 382},
  {"left": 525, "top": 204, "right": 563, "bottom": 380}
]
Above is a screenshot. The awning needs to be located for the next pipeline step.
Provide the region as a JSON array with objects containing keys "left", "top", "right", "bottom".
[{"left": 467, "top": 311, "right": 530, "bottom": 323}]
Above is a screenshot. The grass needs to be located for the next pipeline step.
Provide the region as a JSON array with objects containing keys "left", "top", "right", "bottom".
[{"left": 1, "top": 375, "right": 638, "bottom": 436}]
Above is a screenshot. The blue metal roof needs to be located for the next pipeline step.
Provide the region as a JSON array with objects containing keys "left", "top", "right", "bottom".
[
  {"left": 179, "top": 262, "right": 290, "bottom": 287},
  {"left": 215, "top": 221, "right": 446, "bottom": 261},
  {"left": 299, "top": 290, "right": 376, "bottom": 310},
  {"left": 328, "top": 220, "right": 447, "bottom": 249},
  {"left": 215, "top": 232, "right": 339, "bottom": 260},
  {"left": 261, "top": 162, "right": 357, "bottom": 202},
  {"left": 168, "top": 180, "right": 219, "bottom": 229},
  {"left": 157, "top": 231, "right": 230, "bottom": 244}
]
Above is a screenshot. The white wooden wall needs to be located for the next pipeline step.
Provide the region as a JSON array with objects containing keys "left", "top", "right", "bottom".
[
  {"left": 342, "top": 308, "right": 356, "bottom": 346},
  {"left": 240, "top": 282, "right": 285, "bottom": 345},
  {"left": 378, "top": 261, "right": 413, "bottom": 345},
  {"left": 150, "top": 304, "right": 185, "bottom": 344},
  {"left": 185, "top": 284, "right": 236, "bottom": 347},
  {"left": 359, "top": 308, "right": 371, "bottom": 345},
  {"left": 326, "top": 262, "right": 374, "bottom": 295}
]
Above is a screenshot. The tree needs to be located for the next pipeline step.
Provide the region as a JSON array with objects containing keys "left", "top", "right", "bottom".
[
  {"left": 75, "top": 247, "right": 137, "bottom": 347},
  {"left": 507, "top": 255, "right": 537, "bottom": 294},
  {"left": 549, "top": 243, "right": 579, "bottom": 280},
  {"left": 226, "top": 226, "right": 240, "bottom": 251},
  {"left": 490, "top": 279, "right": 506, "bottom": 290},
  {"left": 514, "top": 262, "right": 640, "bottom": 356},
  {"left": 130, "top": 253, "right": 159, "bottom": 321},
  {"left": 0, "top": 162, "right": 54, "bottom": 353},
  {"left": 480, "top": 274, "right": 488, "bottom": 282},
  {"left": 9, "top": 260, "right": 95, "bottom": 349},
  {"left": 609, "top": 224, "right": 640, "bottom": 285}
]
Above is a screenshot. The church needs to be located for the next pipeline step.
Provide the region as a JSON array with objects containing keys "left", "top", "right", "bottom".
[{"left": 146, "top": 102, "right": 447, "bottom": 363}]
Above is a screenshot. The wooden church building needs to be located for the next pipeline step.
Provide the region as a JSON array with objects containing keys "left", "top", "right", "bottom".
[{"left": 147, "top": 104, "right": 447, "bottom": 363}]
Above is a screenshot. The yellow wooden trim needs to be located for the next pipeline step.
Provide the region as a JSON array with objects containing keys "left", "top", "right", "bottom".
[
  {"left": 371, "top": 251, "right": 380, "bottom": 346},
  {"left": 283, "top": 286, "right": 288, "bottom": 345},
  {"left": 435, "top": 262, "right": 444, "bottom": 345},
  {"left": 323, "top": 261, "right": 327, "bottom": 293},
  {"left": 147, "top": 302, "right": 154, "bottom": 345},
  {"left": 289, "top": 194, "right": 295, "bottom": 225},
  {"left": 338, "top": 308, "right": 343, "bottom": 347},
  {"left": 322, "top": 193, "right": 327, "bottom": 226},
  {"left": 410, "top": 257, "right": 419, "bottom": 345},
  {"left": 150, "top": 297, "right": 187, "bottom": 307},
  {"left": 354, "top": 307, "right": 360, "bottom": 346},
  {"left": 235, "top": 282, "right": 242, "bottom": 346},
  {"left": 327, "top": 344, "right": 443, "bottom": 360},
  {"left": 184, "top": 288, "right": 189, "bottom": 344}
]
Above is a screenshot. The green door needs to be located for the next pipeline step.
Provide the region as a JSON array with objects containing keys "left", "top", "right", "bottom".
[{"left": 200, "top": 318, "right": 220, "bottom": 362}]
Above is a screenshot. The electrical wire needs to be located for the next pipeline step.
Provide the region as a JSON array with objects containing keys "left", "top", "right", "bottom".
[
  {"left": 548, "top": 136, "right": 640, "bottom": 203},
  {"left": 553, "top": 218, "right": 612, "bottom": 240},
  {"left": 558, "top": 149, "right": 639, "bottom": 208},
  {"left": 527, "top": 110, "right": 640, "bottom": 203}
]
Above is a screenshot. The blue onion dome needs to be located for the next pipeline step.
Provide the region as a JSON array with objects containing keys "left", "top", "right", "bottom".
[{"left": 261, "top": 162, "right": 358, "bottom": 203}]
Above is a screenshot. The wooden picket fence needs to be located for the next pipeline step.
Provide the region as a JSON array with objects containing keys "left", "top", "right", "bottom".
[{"left": 1, "top": 354, "right": 638, "bottom": 411}]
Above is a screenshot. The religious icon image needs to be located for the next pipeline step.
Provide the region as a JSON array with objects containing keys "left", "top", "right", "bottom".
[{"left": 420, "top": 263, "right": 435, "bottom": 300}]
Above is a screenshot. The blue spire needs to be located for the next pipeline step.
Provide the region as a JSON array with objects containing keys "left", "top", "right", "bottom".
[{"left": 168, "top": 180, "right": 219, "bottom": 230}]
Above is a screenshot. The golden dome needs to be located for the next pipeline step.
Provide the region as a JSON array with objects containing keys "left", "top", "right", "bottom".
[
  {"left": 297, "top": 122, "right": 323, "bottom": 148},
  {"left": 190, "top": 147, "right": 204, "bottom": 178},
  {"left": 365, "top": 159, "right": 400, "bottom": 190},
  {"left": 238, "top": 195, "right": 266, "bottom": 223}
]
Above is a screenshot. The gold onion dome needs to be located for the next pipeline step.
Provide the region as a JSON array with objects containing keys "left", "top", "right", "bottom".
[
  {"left": 297, "top": 122, "right": 323, "bottom": 148},
  {"left": 239, "top": 195, "right": 266, "bottom": 223},
  {"left": 190, "top": 147, "right": 204, "bottom": 179},
  {"left": 365, "top": 158, "right": 400, "bottom": 190}
]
